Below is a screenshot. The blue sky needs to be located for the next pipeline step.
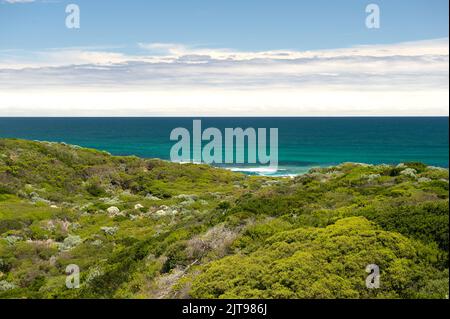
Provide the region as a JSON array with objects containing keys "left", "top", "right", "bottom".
[
  {"left": 1, "top": 0, "right": 448, "bottom": 52},
  {"left": 0, "top": 0, "right": 448, "bottom": 116}
]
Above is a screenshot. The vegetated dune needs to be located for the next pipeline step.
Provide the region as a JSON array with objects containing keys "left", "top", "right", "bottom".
[{"left": 0, "top": 138, "right": 448, "bottom": 298}]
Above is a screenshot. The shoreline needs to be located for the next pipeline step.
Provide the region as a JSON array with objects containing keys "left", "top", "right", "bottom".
[{"left": 3, "top": 138, "right": 449, "bottom": 177}]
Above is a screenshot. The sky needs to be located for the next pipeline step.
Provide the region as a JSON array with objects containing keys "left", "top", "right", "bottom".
[{"left": 0, "top": 0, "right": 448, "bottom": 116}]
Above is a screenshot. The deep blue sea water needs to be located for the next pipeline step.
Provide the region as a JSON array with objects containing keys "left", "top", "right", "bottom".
[{"left": 0, "top": 117, "right": 448, "bottom": 176}]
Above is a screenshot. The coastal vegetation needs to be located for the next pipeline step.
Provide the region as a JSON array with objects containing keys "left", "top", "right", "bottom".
[{"left": 0, "top": 138, "right": 448, "bottom": 298}]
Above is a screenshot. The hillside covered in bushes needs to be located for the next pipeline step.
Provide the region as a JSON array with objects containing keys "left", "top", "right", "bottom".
[{"left": 0, "top": 138, "right": 448, "bottom": 298}]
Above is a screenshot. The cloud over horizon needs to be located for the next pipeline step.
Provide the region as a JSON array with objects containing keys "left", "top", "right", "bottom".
[{"left": 0, "top": 38, "right": 448, "bottom": 116}]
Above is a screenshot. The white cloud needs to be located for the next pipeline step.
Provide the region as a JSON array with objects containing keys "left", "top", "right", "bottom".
[
  {"left": 136, "top": 38, "right": 449, "bottom": 61},
  {"left": 2, "top": 0, "right": 35, "bottom": 3},
  {"left": 0, "top": 38, "right": 448, "bottom": 116},
  {"left": 1, "top": 88, "right": 447, "bottom": 117}
]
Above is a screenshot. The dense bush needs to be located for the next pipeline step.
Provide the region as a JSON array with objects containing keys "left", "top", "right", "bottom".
[{"left": 190, "top": 217, "right": 447, "bottom": 299}]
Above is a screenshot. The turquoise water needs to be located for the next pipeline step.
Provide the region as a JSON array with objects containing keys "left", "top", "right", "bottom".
[{"left": 0, "top": 117, "right": 448, "bottom": 176}]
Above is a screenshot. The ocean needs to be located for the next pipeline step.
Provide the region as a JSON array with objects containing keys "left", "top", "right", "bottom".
[{"left": 0, "top": 117, "right": 448, "bottom": 176}]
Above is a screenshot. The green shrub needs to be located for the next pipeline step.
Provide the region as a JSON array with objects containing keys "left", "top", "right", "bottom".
[{"left": 86, "top": 182, "right": 105, "bottom": 197}]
